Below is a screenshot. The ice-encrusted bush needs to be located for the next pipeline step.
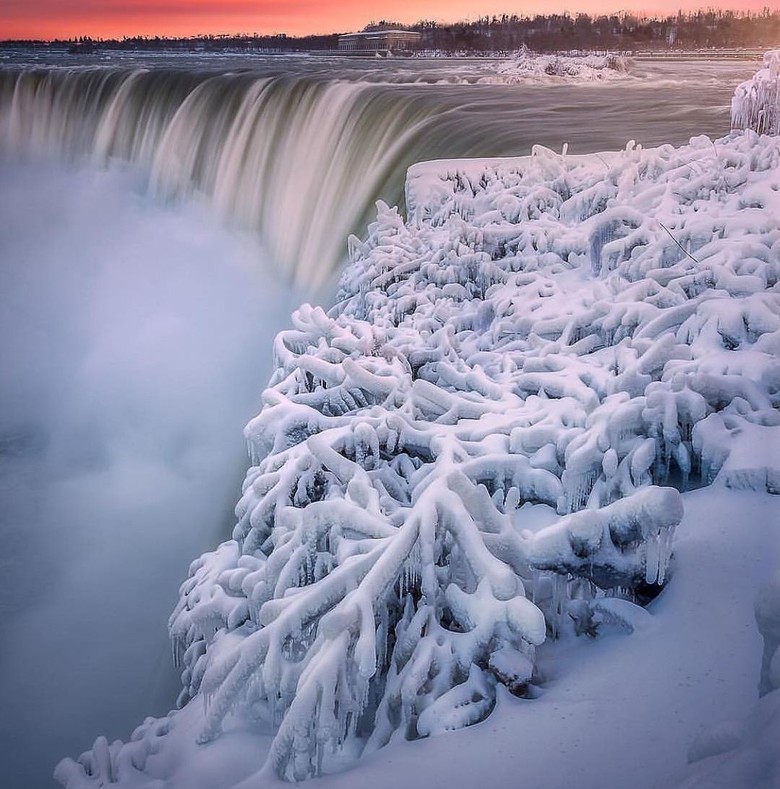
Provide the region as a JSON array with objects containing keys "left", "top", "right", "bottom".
[
  {"left": 58, "top": 132, "right": 780, "bottom": 786},
  {"left": 732, "top": 50, "right": 780, "bottom": 135}
]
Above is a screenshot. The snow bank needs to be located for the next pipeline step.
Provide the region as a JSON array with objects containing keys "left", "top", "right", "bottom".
[
  {"left": 661, "top": 569, "right": 780, "bottom": 789},
  {"left": 482, "top": 49, "right": 630, "bottom": 84},
  {"left": 731, "top": 49, "right": 780, "bottom": 135},
  {"left": 756, "top": 572, "right": 780, "bottom": 696},
  {"left": 56, "top": 130, "right": 780, "bottom": 786}
]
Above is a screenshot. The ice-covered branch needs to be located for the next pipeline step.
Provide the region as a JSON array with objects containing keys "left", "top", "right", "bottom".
[
  {"left": 174, "top": 134, "right": 779, "bottom": 780},
  {"left": 732, "top": 50, "right": 780, "bottom": 135}
]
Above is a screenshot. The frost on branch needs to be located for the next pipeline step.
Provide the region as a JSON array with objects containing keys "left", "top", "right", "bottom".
[
  {"left": 732, "top": 50, "right": 780, "bottom": 136},
  {"left": 59, "top": 131, "right": 780, "bottom": 786},
  {"left": 170, "top": 291, "right": 681, "bottom": 782}
]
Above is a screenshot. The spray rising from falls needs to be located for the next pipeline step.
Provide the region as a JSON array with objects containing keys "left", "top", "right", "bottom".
[{"left": 0, "top": 68, "right": 455, "bottom": 292}]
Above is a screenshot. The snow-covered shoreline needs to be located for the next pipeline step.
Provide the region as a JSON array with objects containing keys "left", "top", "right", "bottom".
[{"left": 55, "top": 65, "right": 780, "bottom": 789}]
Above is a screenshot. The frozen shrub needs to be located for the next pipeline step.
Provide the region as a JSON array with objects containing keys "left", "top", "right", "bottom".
[{"left": 732, "top": 50, "right": 780, "bottom": 135}]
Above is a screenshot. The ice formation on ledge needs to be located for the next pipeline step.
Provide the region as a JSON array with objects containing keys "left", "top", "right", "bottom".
[
  {"left": 57, "top": 130, "right": 780, "bottom": 786},
  {"left": 731, "top": 50, "right": 780, "bottom": 135},
  {"left": 484, "top": 48, "right": 630, "bottom": 83}
]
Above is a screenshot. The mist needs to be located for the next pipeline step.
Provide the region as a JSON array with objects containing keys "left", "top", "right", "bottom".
[{"left": 0, "top": 160, "right": 297, "bottom": 788}]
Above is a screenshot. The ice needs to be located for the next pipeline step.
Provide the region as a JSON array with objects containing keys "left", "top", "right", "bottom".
[
  {"left": 662, "top": 568, "right": 780, "bottom": 789},
  {"left": 755, "top": 572, "right": 780, "bottom": 696},
  {"left": 480, "top": 49, "right": 631, "bottom": 85},
  {"left": 731, "top": 50, "right": 780, "bottom": 136}
]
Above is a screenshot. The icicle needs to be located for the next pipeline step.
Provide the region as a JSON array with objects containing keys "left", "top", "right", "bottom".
[{"left": 645, "top": 530, "right": 661, "bottom": 584}]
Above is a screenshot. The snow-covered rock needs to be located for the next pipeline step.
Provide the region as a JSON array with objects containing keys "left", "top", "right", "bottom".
[
  {"left": 731, "top": 49, "right": 780, "bottom": 135},
  {"left": 56, "top": 130, "right": 780, "bottom": 786}
]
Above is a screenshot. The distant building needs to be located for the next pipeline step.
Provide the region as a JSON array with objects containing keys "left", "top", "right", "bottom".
[{"left": 338, "top": 30, "right": 421, "bottom": 55}]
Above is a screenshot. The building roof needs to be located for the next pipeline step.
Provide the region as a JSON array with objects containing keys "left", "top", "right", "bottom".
[{"left": 339, "top": 30, "right": 421, "bottom": 38}]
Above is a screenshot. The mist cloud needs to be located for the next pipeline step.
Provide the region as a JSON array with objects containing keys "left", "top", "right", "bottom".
[{"left": 0, "top": 160, "right": 296, "bottom": 788}]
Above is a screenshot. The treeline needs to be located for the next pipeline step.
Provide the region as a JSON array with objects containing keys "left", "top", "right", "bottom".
[
  {"left": 4, "top": 9, "right": 780, "bottom": 52},
  {"left": 410, "top": 9, "right": 780, "bottom": 52},
  {"left": 57, "top": 33, "right": 340, "bottom": 53}
]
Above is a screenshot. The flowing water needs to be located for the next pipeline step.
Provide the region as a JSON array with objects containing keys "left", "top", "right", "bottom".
[
  {"left": 0, "top": 55, "right": 759, "bottom": 290},
  {"left": 0, "top": 51, "right": 760, "bottom": 788}
]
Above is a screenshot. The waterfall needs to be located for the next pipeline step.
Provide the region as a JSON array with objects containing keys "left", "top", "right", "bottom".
[
  {"left": 0, "top": 68, "right": 447, "bottom": 292},
  {"left": 0, "top": 59, "right": 756, "bottom": 294}
]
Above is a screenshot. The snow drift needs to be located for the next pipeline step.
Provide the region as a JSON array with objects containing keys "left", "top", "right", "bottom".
[{"left": 54, "top": 120, "right": 780, "bottom": 787}]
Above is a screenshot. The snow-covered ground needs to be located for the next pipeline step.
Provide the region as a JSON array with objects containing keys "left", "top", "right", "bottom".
[{"left": 54, "top": 103, "right": 780, "bottom": 789}]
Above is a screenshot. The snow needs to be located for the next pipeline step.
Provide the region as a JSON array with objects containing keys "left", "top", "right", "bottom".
[
  {"left": 54, "top": 490, "right": 780, "bottom": 789},
  {"left": 755, "top": 572, "right": 780, "bottom": 696},
  {"left": 54, "top": 59, "right": 780, "bottom": 788}
]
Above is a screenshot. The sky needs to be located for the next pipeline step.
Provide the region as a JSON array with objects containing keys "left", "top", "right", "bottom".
[{"left": 1, "top": 0, "right": 776, "bottom": 41}]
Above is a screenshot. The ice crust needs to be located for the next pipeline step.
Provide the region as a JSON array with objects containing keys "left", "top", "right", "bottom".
[
  {"left": 731, "top": 50, "right": 780, "bottom": 136},
  {"left": 56, "top": 127, "right": 780, "bottom": 786}
]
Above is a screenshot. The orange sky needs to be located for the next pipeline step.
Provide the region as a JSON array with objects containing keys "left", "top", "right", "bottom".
[{"left": 1, "top": 0, "right": 776, "bottom": 41}]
